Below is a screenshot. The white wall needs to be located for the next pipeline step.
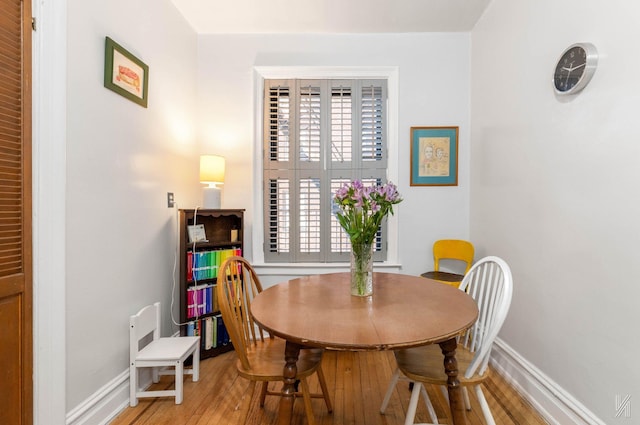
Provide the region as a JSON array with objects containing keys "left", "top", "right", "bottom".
[
  {"left": 471, "top": 0, "right": 640, "bottom": 422},
  {"left": 196, "top": 33, "right": 472, "bottom": 284},
  {"left": 65, "top": 0, "right": 199, "bottom": 410}
]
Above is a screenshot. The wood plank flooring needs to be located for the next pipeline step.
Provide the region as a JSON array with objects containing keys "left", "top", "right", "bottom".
[{"left": 112, "top": 350, "right": 548, "bottom": 425}]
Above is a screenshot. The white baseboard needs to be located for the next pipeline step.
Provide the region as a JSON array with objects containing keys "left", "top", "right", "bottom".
[
  {"left": 66, "top": 370, "right": 130, "bottom": 425},
  {"left": 491, "top": 338, "right": 606, "bottom": 425}
]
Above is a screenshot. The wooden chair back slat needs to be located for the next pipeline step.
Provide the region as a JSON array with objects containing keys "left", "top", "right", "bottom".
[{"left": 217, "top": 256, "right": 265, "bottom": 371}]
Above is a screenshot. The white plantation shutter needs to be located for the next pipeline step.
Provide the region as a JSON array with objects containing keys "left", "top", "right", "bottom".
[
  {"left": 361, "top": 84, "right": 385, "bottom": 162},
  {"left": 299, "top": 84, "right": 321, "bottom": 163},
  {"left": 266, "top": 84, "right": 291, "bottom": 162},
  {"left": 266, "top": 177, "right": 290, "bottom": 255},
  {"left": 330, "top": 85, "right": 352, "bottom": 164},
  {"left": 299, "top": 177, "right": 321, "bottom": 254},
  {"left": 263, "top": 79, "right": 388, "bottom": 263}
]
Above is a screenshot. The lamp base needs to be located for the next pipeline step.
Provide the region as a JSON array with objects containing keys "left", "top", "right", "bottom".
[{"left": 202, "top": 187, "right": 221, "bottom": 209}]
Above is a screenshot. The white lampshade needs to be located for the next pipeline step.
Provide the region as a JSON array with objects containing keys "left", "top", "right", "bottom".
[
  {"left": 200, "top": 155, "right": 225, "bottom": 209},
  {"left": 200, "top": 155, "right": 225, "bottom": 185}
]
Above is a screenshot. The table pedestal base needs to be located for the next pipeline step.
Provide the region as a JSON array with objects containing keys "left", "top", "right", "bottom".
[
  {"left": 278, "top": 341, "right": 302, "bottom": 425},
  {"left": 439, "top": 337, "right": 469, "bottom": 424}
]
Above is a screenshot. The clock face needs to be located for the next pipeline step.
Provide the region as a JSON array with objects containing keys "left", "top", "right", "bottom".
[{"left": 553, "top": 43, "right": 598, "bottom": 95}]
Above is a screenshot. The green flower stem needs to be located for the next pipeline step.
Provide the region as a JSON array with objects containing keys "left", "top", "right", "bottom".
[{"left": 351, "top": 242, "right": 373, "bottom": 296}]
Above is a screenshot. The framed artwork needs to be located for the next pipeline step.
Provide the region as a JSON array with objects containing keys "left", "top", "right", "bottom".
[
  {"left": 410, "top": 126, "right": 458, "bottom": 186},
  {"left": 104, "top": 37, "right": 149, "bottom": 107}
]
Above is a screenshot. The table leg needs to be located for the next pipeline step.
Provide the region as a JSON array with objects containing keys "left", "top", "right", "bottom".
[
  {"left": 439, "top": 337, "right": 468, "bottom": 425},
  {"left": 277, "top": 340, "right": 302, "bottom": 425}
]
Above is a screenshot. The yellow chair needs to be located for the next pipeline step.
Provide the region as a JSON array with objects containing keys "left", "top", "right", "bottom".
[
  {"left": 420, "top": 239, "right": 474, "bottom": 288},
  {"left": 217, "top": 256, "right": 332, "bottom": 425}
]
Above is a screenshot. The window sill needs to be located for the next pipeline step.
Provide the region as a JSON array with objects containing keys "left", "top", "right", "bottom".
[{"left": 252, "top": 262, "right": 403, "bottom": 276}]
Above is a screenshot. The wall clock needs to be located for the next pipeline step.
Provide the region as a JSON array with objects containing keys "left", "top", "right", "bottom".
[{"left": 553, "top": 42, "right": 598, "bottom": 95}]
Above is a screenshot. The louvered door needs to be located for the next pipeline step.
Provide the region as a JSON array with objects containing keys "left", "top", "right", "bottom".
[{"left": 0, "top": 0, "right": 33, "bottom": 424}]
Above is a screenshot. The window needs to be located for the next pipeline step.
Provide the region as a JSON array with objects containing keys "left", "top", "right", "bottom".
[{"left": 262, "top": 79, "right": 389, "bottom": 263}]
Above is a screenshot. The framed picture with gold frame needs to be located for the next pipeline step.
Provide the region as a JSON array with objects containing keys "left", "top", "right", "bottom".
[
  {"left": 410, "top": 126, "right": 458, "bottom": 186},
  {"left": 104, "top": 37, "right": 149, "bottom": 108}
]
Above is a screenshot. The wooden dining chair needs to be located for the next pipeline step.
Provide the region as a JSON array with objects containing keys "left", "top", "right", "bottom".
[
  {"left": 420, "top": 239, "right": 474, "bottom": 288},
  {"left": 216, "top": 256, "right": 333, "bottom": 425},
  {"left": 381, "top": 256, "right": 513, "bottom": 425}
]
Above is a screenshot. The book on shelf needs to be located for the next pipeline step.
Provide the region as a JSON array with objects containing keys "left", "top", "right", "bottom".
[
  {"left": 211, "top": 315, "right": 218, "bottom": 348},
  {"left": 186, "top": 283, "right": 217, "bottom": 319},
  {"left": 186, "top": 320, "right": 200, "bottom": 338},
  {"left": 186, "top": 247, "right": 242, "bottom": 282},
  {"left": 185, "top": 315, "right": 230, "bottom": 350},
  {"left": 216, "top": 314, "right": 230, "bottom": 346},
  {"left": 205, "top": 317, "right": 214, "bottom": 350}
]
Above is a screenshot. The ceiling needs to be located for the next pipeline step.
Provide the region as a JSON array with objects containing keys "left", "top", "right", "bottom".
[{"left": 169, "top": 0, "right": 492, "bottom": 34}]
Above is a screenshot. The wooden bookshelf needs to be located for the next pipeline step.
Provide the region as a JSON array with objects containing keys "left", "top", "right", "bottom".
[{"left": 178, "top": 209, "right": 244, "bottom": 359}]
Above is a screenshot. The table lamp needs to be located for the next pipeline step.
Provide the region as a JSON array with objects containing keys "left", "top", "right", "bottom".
[{"left": 200, "top": 154, "right": 225, "bottom": 209}]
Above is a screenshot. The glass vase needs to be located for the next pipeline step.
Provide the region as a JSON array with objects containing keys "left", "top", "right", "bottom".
[{"left": 350, "top": 242, "right": 374, "bottom": 296}]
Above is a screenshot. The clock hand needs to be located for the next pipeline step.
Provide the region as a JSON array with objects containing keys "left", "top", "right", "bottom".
[
  {"left": 562, "top": 63, "right": 586, "bottom": 72},
  {"left": 564, "top": 67, "right": 571, "bottom": 86}
]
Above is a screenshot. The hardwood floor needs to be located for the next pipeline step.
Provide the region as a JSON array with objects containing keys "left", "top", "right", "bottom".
[{"left": 112, "top": 350, "right": 548, "bottom": 425}]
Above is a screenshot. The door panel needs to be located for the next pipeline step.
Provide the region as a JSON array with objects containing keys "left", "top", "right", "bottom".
[
  {"left": 0, "top": 287, "right": 22, "bottom": 424},
  {"left": 0, "top": 0, "right": 34, "bottom": 423}
]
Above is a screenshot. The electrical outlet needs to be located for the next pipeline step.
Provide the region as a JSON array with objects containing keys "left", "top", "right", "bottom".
[{"left": 167, "top": 192, "right": 175, "bottom": 208}]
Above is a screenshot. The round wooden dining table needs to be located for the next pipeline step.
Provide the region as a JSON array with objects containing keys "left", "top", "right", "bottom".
[{"left": 250, "top": 272, "right": 479, "bottom": 425}]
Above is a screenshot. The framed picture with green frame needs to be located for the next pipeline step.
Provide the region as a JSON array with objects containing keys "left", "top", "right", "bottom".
[
  {"left": 104, "top": 36, "right": 149, "bottom": 108},
  {"left": 410, "top": 126, "right": 458, "bottom": 186}
]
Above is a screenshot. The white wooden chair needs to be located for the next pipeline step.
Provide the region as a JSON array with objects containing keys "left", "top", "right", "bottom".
[
  {"left": 129, "top": 302, "right": 200, "bottom": 406},
  {"left": 380, "top": 256, "right": 513, "bottom": 425}
]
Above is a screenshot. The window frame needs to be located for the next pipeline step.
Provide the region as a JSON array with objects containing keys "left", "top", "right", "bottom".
[{"left": 252, "top": 66, "right": 400, "bottom": 270}]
